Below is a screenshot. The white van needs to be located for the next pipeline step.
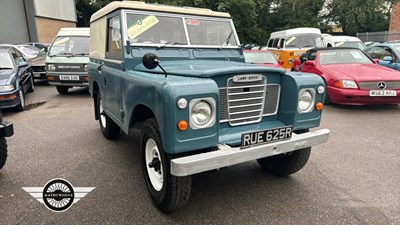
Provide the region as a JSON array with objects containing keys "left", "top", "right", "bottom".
[
  {"left": 45, "top": 28, "right": 90, "bottom": 94},
  {"left": 323, "top": 34, "right": 366, "bottom": 49}
]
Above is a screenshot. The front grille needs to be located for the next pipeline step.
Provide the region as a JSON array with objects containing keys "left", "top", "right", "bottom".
[
  {"left": 219, "top": 77, "right": 280, "bottom": 126},
  {"left": 358, "top": 81, "right": 400, "bottom": 90}
]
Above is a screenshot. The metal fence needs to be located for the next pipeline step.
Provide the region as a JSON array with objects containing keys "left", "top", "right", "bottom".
[{"left": 357, "top": 31, "right": 400, "bottom": 42}]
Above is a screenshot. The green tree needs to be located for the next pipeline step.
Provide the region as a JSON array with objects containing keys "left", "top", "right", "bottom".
[{"left": 325, "top": 0, "right": 399, "bottom": 35}]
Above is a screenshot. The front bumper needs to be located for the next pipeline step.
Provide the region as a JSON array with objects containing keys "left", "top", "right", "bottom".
[
  {"left": 329, "top": 87, "right": 400, "bottom": 105},
  {"left": 171, "top": 128, "right": 330, "bottom": 176}
]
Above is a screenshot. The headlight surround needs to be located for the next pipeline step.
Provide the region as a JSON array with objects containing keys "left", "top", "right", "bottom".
[
  {"left": 0, "top": 85, "right": 15, "bottom": 92},
  {"left": 47, "top": 64, "right": 55, "bottom": 71},
  {"left": 84, "top": 64, "right": 88, "bottom": 72},
  {"left": 189, "top": 98, "right": 216, "bottom": 130},
  {"left": 298, "top": 88, "right": 315, "bottom": 113}
]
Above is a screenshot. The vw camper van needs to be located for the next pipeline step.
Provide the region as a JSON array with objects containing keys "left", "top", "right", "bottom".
[
  {"left": 265, "top": 27, "right": 324, "bottom": 70},
  {"left": 45, "top": 28, "right": 90, "bottom": 94}
]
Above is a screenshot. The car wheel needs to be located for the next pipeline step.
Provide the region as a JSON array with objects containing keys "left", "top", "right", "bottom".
[
  {"left": 0, "top": 137, "right": 7, "bottom": 169},
  {"left": 96, "top": 92, "right": 120, "bottom": 139},
  {"left": 28, "top": 76, "right": 35, "bottom": 93},
  {"left": 257, "top": 129, "right": 311, "bottom": 176},
  {"left": 140, "top": 118, "right": 191, "bottom": 212},
  {"left": 323, "top": 80, "right": 331, "bottom": 105},
  {"left": 56, "top": 86, "right": 69, "bottom": 95},
  {"left": 14, "top": 88, "right": 25, "bottom": 112}
]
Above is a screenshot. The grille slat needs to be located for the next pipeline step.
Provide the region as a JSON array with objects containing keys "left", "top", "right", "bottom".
[{"left": 219, "top": 81, "right": 280, "bottom": 124}]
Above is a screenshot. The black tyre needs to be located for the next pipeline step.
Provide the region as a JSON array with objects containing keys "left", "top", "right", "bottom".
[
  {"left": 323, "top": 80, "right": 331, "bottom": 105},
  {"left": 14, "top": 88, "right": 25, "bottom": 112},
  {"left": 0, "top": 137, "right": 7, "bottom": 169},
  {"left": 96, "top": 92, "right": 120, "bottom": 139},
  {"left": 28, "top": 75, "right": 35, "bottom": 93},
  {"left": 56, "top": 86, "right": 69, "bottom": 94},
  {"left": 140, "top": 118, "right": 191, "bottom": 212},
  {"left": 257, "top": 129, "right": 311, "bottom": 176}
]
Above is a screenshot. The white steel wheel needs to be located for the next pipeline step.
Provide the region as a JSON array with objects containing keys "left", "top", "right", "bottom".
[
  {"left": 145, "top": 138, "right": 163, "bottom": 191},
  {"left": 99, "top": 98, "right": 106, "bottom": 129}
]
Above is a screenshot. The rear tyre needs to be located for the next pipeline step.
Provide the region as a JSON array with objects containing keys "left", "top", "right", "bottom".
[
  {"left": 56, "top": 86, "right": 69, "bottom": 95},
  {"left": 257, "top": 129, "right": 311, "bottom": 176},
  {"left": 0, "top": 137, "right": 7, "bottom": 169},
  {"left": 14, "top": 88, "right": 25, "bottom": 112},
  {"left": 140, "top": 118, "right": 191, "bottom": 212},
  {"left": 96, "top": 92, "right": 120, "bottom": 139}
]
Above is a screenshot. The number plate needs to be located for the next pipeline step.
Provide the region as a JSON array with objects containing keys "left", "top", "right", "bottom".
[
  {"left": 241, "top": 126, "right": 293, "bottom": 148},
  {"left": 60, "top": 75, "right": 79, "bottom": 81},
  {"left": 369, "top": 90, "right": 396, "bottom": 96}
]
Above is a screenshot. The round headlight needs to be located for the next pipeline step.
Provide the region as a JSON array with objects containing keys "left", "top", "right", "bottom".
[
  {"left": 191, "top": 101, "right": 212, "bottom": 127},
  {"left": 317, "top": 86, "right": 325, "bottom": 94},
  {"left": 177, "top": 98, "right": 187, "bottom": 109},
  {"left": 298, "top": 90, "right": 314, "bottom": 113}
]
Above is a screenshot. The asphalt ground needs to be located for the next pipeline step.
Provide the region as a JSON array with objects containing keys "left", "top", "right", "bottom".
[{"left": 0, "top": 81, "right": 399, "bottom": 225}]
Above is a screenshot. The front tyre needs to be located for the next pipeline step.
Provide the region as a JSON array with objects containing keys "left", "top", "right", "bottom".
[
  {"left": 14, "top": 88, "right": 25, "bottom": 112},
  {"left": 28, "top": 75, "right": 35, "bottom": 93},
  {"left": 140, "top": 118, "right": 191, "bottom": 212},
  {"left": 257, "top": 129, "right": 311, "bottom": 176},
  {"left": 0, "top": 137, "right": 7, "bottom": 169},
  {"left": 96, "top": 92, "right": 120, "bottom": 140}
]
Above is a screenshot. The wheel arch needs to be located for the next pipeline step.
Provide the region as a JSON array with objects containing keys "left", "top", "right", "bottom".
[{"left": 129, "top": 104, "right": 156, "bottom": 129}]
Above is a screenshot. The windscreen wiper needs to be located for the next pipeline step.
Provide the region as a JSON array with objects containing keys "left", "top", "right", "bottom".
[{"left": 221, "top": 31, "right": 234, "bottom": 48}]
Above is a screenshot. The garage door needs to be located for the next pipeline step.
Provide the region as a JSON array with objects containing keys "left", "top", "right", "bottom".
[{"left": 0, "top": 0, "right": 30, "bottom": 44}]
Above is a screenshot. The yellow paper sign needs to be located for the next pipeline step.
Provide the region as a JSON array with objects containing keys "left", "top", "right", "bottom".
[{"left": 128, "top": 16, "right": 159, "bottom": 39}]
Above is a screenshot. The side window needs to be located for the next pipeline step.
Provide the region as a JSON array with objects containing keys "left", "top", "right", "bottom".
[
  {"left": 106, "top": 15, "right": 122, "bottom": 58},
  {"left": 306, "top": 50, "right": 316, "bottom": 61},
  {"left": 9, "top": 48, "right": 25, "bottom": 64},
  {"left": 272, "top": 39, "right": 279, "bottom": 48},
  {"left": 279, "top": 38, "right": 285, "bottom": 49},
  {"left": 267, "top": 39, "right": 273, "bottom": 48},
  {"left": 372, "top": 46, "right": 391, "bottom": 60}
]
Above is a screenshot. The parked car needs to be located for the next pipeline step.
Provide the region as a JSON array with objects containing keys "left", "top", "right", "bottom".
[
  {"left": 24, "top": 42, "right": 49, "bottom": 50},
  {"left": 0, "top": 110, "right": 14, "bottom": 170},
  {"left": 45, "top": 27, "right": 90, "bottom": 94},
  {"left": 243, "top": 50, "right": 284, "bottom": 69},
  {"left": 89, "top": 1, "right": 329, "bottom": 212},
  {"left": 264, "top": 27, "right": 325, "bottom": 70},
  {"left": 0, "top": 46, "right": 35, "bottom": 111},
  {"left": 15, "top": 45, "right": 46, "bottom": 80},
  {"left": 363, "top": 43, "right": 400, "bottom": 71},
  {"left": 293, "top": 47, "right": 400, "bottom": 105},
  {"left": 323, "top": 35, "right": 366, "bottom": 49}
]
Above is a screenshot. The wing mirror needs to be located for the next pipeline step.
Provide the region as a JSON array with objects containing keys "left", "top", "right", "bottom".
[
  {"left": 18, "top": 61, "right": 28, "bottom": 68},
  {"left": 382, "top": 56, "right": 393, "bottom": 62},
  {"left": 142, "top": 53, "right": 167, "bottom": 77}
]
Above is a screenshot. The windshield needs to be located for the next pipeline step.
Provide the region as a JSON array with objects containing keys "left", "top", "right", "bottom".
[
  {"left": 17, "top": 45, "right": 40, "bottom": 56},
  {"left": 319, "top": 49, "right": 373, "bottom": 65},
  {"left": 126, "top": 12, "right": 238, "bottom": 47},
  {"left": 285, "top": 34, "right": 324, "bottom": 48},
  {"left": 0, "top": 52, "right": 14, "bottom": 69},
  {"left": 334, "top": 41, "right": 366, "bottom": 49},
  {"left": 49, "top": 36, "right": 90, "bottom": 56},
  {"left": 244, "top": 52, "right": 278, "bottom": 64}
]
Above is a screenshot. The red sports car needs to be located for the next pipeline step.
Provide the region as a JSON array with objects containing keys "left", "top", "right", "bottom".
[
  {"left": 294, "top": 47, "right": 400, "bottom": 105},
  {"left": 243, "top": 50, "right": 284, "bottom": 69}
]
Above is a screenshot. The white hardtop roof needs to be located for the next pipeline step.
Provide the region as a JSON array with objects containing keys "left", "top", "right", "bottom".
[
  {"left": 270, "top": 27, "right": 321, "bottom": 39},
  {"left": 331, "top": 36, "right": 362, "bottom": 42},
  {"left": 90, "top": 1, "right": 231, "bottom": 23},
  {"left": 57, "top": 27, "right": 90, "bottom": 36}
]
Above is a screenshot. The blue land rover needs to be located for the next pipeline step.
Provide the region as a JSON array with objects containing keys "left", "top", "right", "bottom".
[{"left": 89, "top": 1, "right": 330, "bottom": 212}]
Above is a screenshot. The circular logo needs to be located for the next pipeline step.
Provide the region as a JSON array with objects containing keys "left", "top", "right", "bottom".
[
  {"left": 377, "top": 81, "right": 386, "bottom": 90},
  {"left": 42, "top": 179, "right": 75, "bottom": 212}
]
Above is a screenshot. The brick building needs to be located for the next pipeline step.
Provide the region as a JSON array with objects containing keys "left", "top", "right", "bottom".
[
  {"left": 389, "top": 2, "right": 400, "bottom": 32},
  {"left": 0, "top": 0, "right": 77, "bottom": 44}
]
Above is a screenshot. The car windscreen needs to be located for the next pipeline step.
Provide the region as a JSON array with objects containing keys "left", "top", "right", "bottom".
[
  {"left": 334, "top": 41, "right": 366, "bottom": 49},
  {"left": 0, "top": 52, "right": 14, "bottom": 69},
  {"left": 244, "top": 52, "right": 278, "bottom": 64},
  {"left": 319, "top": 49, "right": 373, "bottom": 65},
  {"left": 126, "top": 12, "right": 238, "bottom": 47},
  {"left": 49, "top": 36, "right": 90, "bottom": 56},
  {"left": 285, "top": 34, "right": 324, "bottom": 48}
]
